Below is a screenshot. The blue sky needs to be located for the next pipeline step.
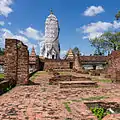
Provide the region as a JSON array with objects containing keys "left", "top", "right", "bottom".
[{"left": 0, "top": 0, "right": 120, "bottom": 57}]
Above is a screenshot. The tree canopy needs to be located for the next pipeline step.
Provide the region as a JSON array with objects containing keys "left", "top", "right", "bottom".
[
  {"left": 90, "top": 32, "right": 120, "bottom": 55},
  {"left": 72, "top": 47, "right": 81, "bottom": 55},
  {"left": 0, "top": 48, "right": 4, "bottom": 55},
  {"left": 115, "top": 11, "right": 120, "bottom": 20}
]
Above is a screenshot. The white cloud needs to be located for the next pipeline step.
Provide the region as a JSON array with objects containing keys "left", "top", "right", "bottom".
[
  {"left": 1, "top": 28, "right": 13, "bottom": 38},
  {"left": 84, "top": 6, "right": 104, "bottom": 16},
  {"left": 19, "top": 27, "right": 45, "bottom": 41},
  {"left": 0, "top": 21, "right": 5, "bottom": 26},
  {"left": 60, "top": 50, "right": 67, "bottom": 58},
  {"left": 113, "top": 21, "right": 120, "bottom": 29},
  {"left": 0, "top": 28, "right": 37, "bottom": 49},
  {"left": 80, "top": 21, "right": 120, "bottom": 40},
  {"left": 82, "top": 21, "right": 112, "bottom": 33},
  {"left": 8, "top": 22, "right": 11, "bottom": 25},
  {"left": 0, "top": 0, "right": 13, "bottom": 17}
]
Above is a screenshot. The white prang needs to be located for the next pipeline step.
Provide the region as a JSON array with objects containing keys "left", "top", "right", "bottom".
[{"left": 40, "top": 10, "right": 60, "bottom": 59}]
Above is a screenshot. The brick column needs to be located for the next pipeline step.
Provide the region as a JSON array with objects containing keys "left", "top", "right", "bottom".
[
  {"left": 4, "top": 39, "right": 29, "bottom": 85},
  {"left": 4, "top": 39, "right": 18, "bottom": 86},
  {"left": 17, "top": 41, "right": 29, "bottom": 85},
  {"left": 73, "top": 54, "right": 83, "bottom": 72}
]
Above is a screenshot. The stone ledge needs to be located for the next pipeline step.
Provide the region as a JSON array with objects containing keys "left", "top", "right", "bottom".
[{"left": 59, "top": 81, "right": 97, "bottom": 88}]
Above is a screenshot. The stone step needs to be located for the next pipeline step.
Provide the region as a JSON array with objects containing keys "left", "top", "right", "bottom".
[
  {"left": 59, "top": 81, "right": 97, "bottom": 88},
  {"left": 49, "top": 75, "right": 91, "bottom": 85}
]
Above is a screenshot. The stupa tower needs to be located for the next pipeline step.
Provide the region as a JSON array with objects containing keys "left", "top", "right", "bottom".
[{"left": 40, "top": 9, "right": 60, "bottom": 59}]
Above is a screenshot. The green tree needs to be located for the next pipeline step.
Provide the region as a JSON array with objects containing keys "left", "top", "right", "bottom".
[
  {"left": 90, "top": 32, "right": 120, "bottom": 55},
  {"left": 72, "top": 47, "right": 81, "bottom": 55},
  {"left": 101, "top": 32, "right": 120, "bottom": 51},
  {"left": 0, "top": 48, "right": 4, "bottom": 55},
  {"left": 115, "top": 11, "right": 120, "bottom": 20},
  {"left": 90, "top": 37, "right": 105, "bottom": 56}
]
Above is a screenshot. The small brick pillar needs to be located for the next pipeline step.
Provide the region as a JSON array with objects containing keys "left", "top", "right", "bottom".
[
  {"left": 4, "top": 39, "right": 29, "bottom": 85},
  {"left": 73, "top": 54, "right": 83, "bottom": 72}
]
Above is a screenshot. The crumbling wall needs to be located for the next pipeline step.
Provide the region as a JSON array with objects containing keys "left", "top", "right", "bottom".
[
  {"left": 4, "top": 39, "right": 29, "bottom": 85},
  {"left": 17, "top": 41, "right": 29, "bottom": 85},
  {"left": 42, "top": 59, "right": 71, "bottom": 70},
  {"left": 79, "top": 56, "right": 108, "bottom": 62},
  {"left": 106, "top": 51, "right": 120, "bottom": 82},
  {"left": 4, "top": 39, "right": 18, "bottom": 86}
]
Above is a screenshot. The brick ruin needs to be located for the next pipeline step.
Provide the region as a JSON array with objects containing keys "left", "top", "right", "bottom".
[
  {"left": 4, "top": 39, "right": 29, "bottom": 86},
  {"left": 0, "top": 39, "right": 120, "bottom": 86},
  {"left": 106, "top": 50, "right": 120, "bottom": 82}
]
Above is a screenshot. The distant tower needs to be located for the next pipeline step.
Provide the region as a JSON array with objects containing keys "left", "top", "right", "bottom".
[
  {"left": 31, "top": 46, "right": 36, "bottom": 56},
  {"left": 65, "top": 48, "right": 75, "bottom": 59},
  {"left": 40, "top": 9, "right": 60, "bottom": 59}
]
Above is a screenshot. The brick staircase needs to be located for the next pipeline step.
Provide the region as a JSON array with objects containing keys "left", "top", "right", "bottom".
[{"left": 49, "top": 75, "right": 98, "bottom": 88}]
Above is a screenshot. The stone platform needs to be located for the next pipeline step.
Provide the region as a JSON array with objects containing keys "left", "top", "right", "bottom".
[
  {"left": 49, "top": 75, "right": 91, "bottom": 85},
  {"left": 59, "top": 81, "right": 97, "bottom": 88}
]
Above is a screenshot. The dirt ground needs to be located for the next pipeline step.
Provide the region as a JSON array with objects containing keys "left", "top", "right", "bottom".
[{"left": 0, "top": 71, "right": 120, "bottom": 120}]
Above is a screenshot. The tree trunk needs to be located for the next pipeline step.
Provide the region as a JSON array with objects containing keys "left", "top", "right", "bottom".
[{"left": 113, "top": 43, "right": 117, "bottom": 51}]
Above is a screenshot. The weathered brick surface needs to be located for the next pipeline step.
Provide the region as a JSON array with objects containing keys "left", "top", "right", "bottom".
[
  {"left": 49, "top": 75, "right": 91, "bottom": 85},
  {"left": 73, "top": 55, "right": 83, "bottom": 72},
  {"left": 4, "top": 39, "right": 18, "bottom": 85},
  {"left": 0, "top": 56, "right": 4, "bottom": 65},
  {"left": 4, "top": 39, "right": 29, "bottom": 85},
  {"left": 17, "top": 41, "right": 29, "bottom": 85},
  {"left": 59, "top": 81, "right": 97, "bottom": 88},
  {"left": 42, "top": 59, "right": 72, "bottom": 70},
  {"left": 106, "top": 51, "right": 120, "bottom": 82},
  {"left": 79, "top": 56, "right": 108, "bottom": 62}
]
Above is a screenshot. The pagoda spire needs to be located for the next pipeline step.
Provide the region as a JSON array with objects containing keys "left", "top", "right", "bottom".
[
  {"left": 50, "top": 8, "right": 53, "bottom": 14},
  {"left": 31, "top": 46, "right": 36, "bottom": 56}
]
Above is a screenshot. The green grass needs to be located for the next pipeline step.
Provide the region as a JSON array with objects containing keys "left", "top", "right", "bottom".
[
  {"left": 66, "top": 96, "right": 108, "bottom": 104},
  {"left": 30, "top": 71, "right": 47, "bottom": 81},
  {"left": 64, "top": 102, "right": 72, "bottom": 112},
  {"left": 90, "top": 107, "right": 111, "bottom": 120},
  {"left": 99, "top": 79, "right": 112, "bottom": 83},
  {"left": 0, "top": 73, "right": 4, "bottom": 79},
  {"left": 71, "top": 99, "right": 82, "bottom": 102},
  {"left": 65, "top": 118, "right": 72, "bottom": 120},
  {"left": 81, "top": 96, "right": 108, "bottom": 101},
  {"left": 93, "top": 79, "right": 112, "bottom": 83},
  {"left": 59, "top": 72, "right": 70, "bottom": 75}
]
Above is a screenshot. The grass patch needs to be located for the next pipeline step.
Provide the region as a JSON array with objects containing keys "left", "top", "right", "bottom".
[
  {"left": 99, "top": 79, "right": 112, "bottom": 83},
  {"left": 59, "top": 72, "right": 70, "bottom": 75},
  {"left": 30, "top": 71, "right": 47, "bottom": 81},
  {"left": 81, "top": 96, "right": 108, "bottom": 101},
  {"left": 65, "top": 118, "right": 72, "bottom": 120},
  {"left": 90, "top": 107, "right": 111, "bottom": 120},
  {"left": 0, "top": 73, "right": 4, "bottom": 79},
  {"left": 71, "top": 99, "right": 82, "bottom": 102},
  {"left": 93, "top": 79, "right": 112, "bottom": 83},
  {"left": 64, "top": 102, "right": 72, "bottom": 112}
]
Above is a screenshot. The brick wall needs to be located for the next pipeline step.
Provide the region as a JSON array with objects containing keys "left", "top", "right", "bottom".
[
  {"left": 42, "top": 59, "right": 72, "bottom": 70},
  {"left": 4, "top": 39, "right": 29, "bottom": 85},
  {"left": 106, "top": 50, "right": 120, "bottom": 82},
  {"left": 17, "top": 41, "right": 29, "bottom": 85},
  {"left": 79, "top": 56, "right": 107, "bottom": 62},
  {"left": 4, "top": 39, "right": 18, "bottom": 85}
]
